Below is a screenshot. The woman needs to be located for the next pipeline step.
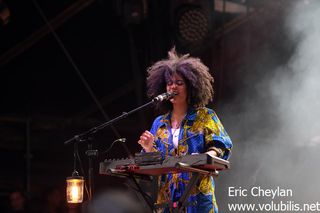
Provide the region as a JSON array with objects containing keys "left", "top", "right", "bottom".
[{"left": 138, "top": 48, "right": 232, "bottom": 212}]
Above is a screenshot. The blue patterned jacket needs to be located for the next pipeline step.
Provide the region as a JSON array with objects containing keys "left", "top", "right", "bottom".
[{"left": 148, "top": 107, "right": 232, "bottom": 213}]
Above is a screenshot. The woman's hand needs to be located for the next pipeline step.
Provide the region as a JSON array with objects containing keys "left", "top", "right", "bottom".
[
  {"left": 138, "top": 130, "right": 155, "bottom": 152},
  {"left": 206, "top": 150, "right": 218, "bottom": 157}
]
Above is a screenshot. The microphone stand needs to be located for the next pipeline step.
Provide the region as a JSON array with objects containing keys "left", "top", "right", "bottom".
[
  {"left": 64, "top": 99, "right": 159, "bottom": 146},
  {"left": 63, "top": 98, "right": 161, "bottom": 201},
  {"left": 85, "top": 138, "right": 96, "bottom": 201}
]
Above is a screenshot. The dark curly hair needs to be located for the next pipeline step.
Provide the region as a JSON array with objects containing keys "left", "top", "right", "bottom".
[{"left": 147, "top": 48, "right": 214, "bottom": 112}]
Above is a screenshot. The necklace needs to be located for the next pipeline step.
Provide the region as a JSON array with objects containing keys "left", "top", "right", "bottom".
[
  {"left": 171, "top": 123, "right": 181, "bottom": 149},
  {"left": 170, "top": 113, "right": 186, "bottom": 140},
  {"left": 171, "top": 117, "right": 184, "bottom": 129},
  {"left": 171, "top": 120, "right": 181, "bottom": 129}
]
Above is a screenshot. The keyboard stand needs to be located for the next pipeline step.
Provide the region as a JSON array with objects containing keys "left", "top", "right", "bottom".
[
  {"left": 153, "top": 162, "right": 219, "bottom": 212},
  {"left": 101, "top": 153, "right": 228, "bottom": 212}
]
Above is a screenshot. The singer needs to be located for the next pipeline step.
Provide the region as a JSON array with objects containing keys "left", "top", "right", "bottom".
[{"left": 138, "top": 48, "right": 232, "bottom": 213}]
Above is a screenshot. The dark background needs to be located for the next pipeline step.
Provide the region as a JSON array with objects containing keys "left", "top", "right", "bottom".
[{"left": 2, "top": 0, "right": 318, "bottom": 212}]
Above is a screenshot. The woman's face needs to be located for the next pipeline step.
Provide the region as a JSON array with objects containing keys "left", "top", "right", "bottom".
[{"left": 166, "top": 73, "right": 188, "bottom": 105}]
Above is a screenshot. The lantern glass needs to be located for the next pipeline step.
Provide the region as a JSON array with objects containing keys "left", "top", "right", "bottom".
[{"left": 66, "top": 176, "right": 84, "bottom": 203}]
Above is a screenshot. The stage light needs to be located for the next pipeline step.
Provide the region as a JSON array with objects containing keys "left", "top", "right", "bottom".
[
  {"left": 66, "top": 142, "right": 84, "bottom": 204},
  {"left": 66, "top": 172, "right": 84, "bottom": 204},
  {"left": 177, "top": 7, "right": 209, "bottom": 43},
  {"left": 171, "top": 2, "right": 214, "bottom": 53}
]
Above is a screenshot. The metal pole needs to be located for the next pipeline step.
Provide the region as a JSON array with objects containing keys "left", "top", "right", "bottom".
[{"left": 25, "top": 118, "right": 31, "bottom": 196}]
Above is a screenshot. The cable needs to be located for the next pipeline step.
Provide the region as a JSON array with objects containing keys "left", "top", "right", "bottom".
[
  {"left": 103, "top": 138, "right": 127, "bottom": 154},
  {"left": 31, "top": 0, "right": 135, "bottom": 200},
  {"left": 75, "top": 145, "right": 90, "bottom": 199},
  {"left": 31, "top": 0, "right": 125, "bottom": 140},
  {"left": 32, "top": 0, "right": 132, "bottom": 153}
]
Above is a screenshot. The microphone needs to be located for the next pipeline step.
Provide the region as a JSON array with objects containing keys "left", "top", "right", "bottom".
[
  {"left": 153, "top": 92, "right": 177, "bottom": 102},
  {"left": 114, "top": 138, "right": 126, "bottom": 143},
  {"left": 103, "top": 138, "right": 126, "bottom": 154}
]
